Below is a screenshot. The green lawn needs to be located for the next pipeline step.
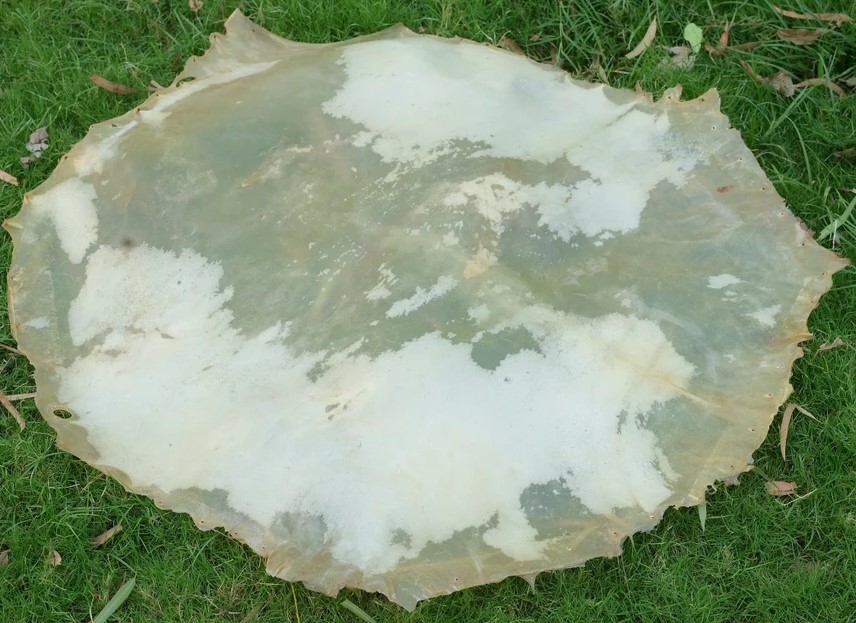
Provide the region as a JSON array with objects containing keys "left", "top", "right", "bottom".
[{"left": 1, "top": 1, "right": 855, "bottom": 621}]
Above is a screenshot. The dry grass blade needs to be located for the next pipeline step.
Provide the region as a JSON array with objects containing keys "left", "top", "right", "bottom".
[
  {"left": 740, "top": 61, "right": 796, "bottom": 96},
  {"left": 497, "top": 35, "right": 524, "bottom": 56},
  {"left": 92, "top": 524, "right": 123, "bottom": 547},
  {"left": 0, "top": 343, "right": 23, "bottom": 356},
  {"left": 794, "top": 404, "right": 818, "bottom": 421},
  {"left": 794, "top": 77, "right": 845, "bottom": 97},
  {"left": 765, "top": 481, "right": 797, "bottom": 496},
  {"left": 0, "top": 390, "right": 26, "bottom": 431},
  {"left": 729, "top": 41, "right": 763, "bottom": 51},
  {"left": 89, "top": 74, "right": 137, "bottom": 95},
  {"left": 819, "top": 337, "right": 845, "bottom": 351},
  {"left": 773, "top": 6, "right": 852, "bottom": 27},
  {"left": 777, "top": 28, "right": 827, "bottom": 44},
  {"left": 780, "top": 403, "right": 795, "bottom": 461},
  {"left": 625, "top": 17, "right": 657, "bottom": 59},
  {"left": 0, "top": 168, "right": 18, "bottom": 186},
  {"left": 704, "top": 21, "right": 730, "bottom": 56},
  {"left": 6, "top": 392, "right": 35, "bottom": 401}
]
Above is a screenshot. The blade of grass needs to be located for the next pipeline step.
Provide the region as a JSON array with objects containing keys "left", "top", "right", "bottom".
[
  {"left": 92, "top": 578, "right": 135, "bottom": 623},
  {"left": 340, "top": 599, "right": 378, "bottom": 623}
]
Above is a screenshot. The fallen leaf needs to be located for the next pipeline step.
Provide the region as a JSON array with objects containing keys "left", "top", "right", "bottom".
[
  {"left": 589, "top": 59, "right": 609, "bottom": 84},
  {"left": 765, "top": 481, "right": 797, "bottom": 496},
  {"left": 767, "top": 71, "right": 797, "bottom": 96},
  {"left": 497, "top": 35, "right": 524, "bottom": 56},
  {"left": 0, "top": 550, "right": 9, "bottom": 566},
  {"left": 705, "top": 21, "right": 730, "bottom": 56},
  {"left": 92, "top": 524, "right": 123, "bottom": 547},
  {"left": 777, "top": 28, "right": 827, "bottom": 44},
  {"left": 29, "top": 127, "right": 48, "bottom": 145},
  {"left": 23, "top": 126, "right": 49, "bottom": 165},
  {"left": 683, "top": 23, "right": 704, "bottom": 54},
  {"left": 662, "top": 45, "right": 695, "bottom": 69},
  {"left": 189, "top": 0, "right": 203, "bottom": 14},
  {"left": 794, "top": 77, "right": 845, "bottom": 97},
  {"left": 89, "top": 74, "right": 137, "bottom": 95},
  {"left": 0, "top": 168, "right": 18, "bottom": 186},
  {"left": 48, "top": 550, "right": 62, "bottom": 566},
  {"left": 795, "top": 216, "right": 815, "bottom": 238},
  {"left": 773, "top": 6, "right": 852, "bottom": 27},
  {"left": 845, "top": 77, "right": 856, "bottom": 87},
  {"left": 626, "top": 17, "right": 657, "bottom": 59},
  {"left": 740, "top": 61, "right": 796, "bottom": 96},
  {"left": 834, "top": 149, "right": 856, "bottom": 161}
]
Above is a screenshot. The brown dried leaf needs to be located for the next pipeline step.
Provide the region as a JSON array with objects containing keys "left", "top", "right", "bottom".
[
  {"left": 189, "top": 0, "right": 203, "bottom": 14},
  {"left": 796, "top": 217, "right": 815, "bottom": 238},
  {"left": 765, "top": 481, "right": 797, "bottom": 496},
  {"left": 24, "top": 126, "right": 49, "bottom": 162},
  {"left": 773, "top": 6, "right": 852, "bottom": 27},
  {"left": 92, "top": 524, "right": 124, "bottom": 547},
  {"left": 662, "top": 45, "right": 695, "bottom": 69},
  {"left": 626, "top": 18, "right": 657, "bottom": 59},
  {"left": 0, "top": 550, "right": 9, "bottom": 566},
  {"left": 89, "top": 74, "right": 137, "bottom": 96},
  {"left": 705, "top": 21, "right": 730, "bottom": 56},
  {"left": 819, "top": 337, "right": 845, "bottom": 351},
  {"left": 794, "top": 77, "right": 845, "bottom": 97},
  {"left": 767, "top": 71, "right": 796, "bottom": 96},
  {"left": 48, "top": 550, "right": 62, "bottom": 566},
  {"left": 497, "top": 35, "right": 524, "bottom": 56},
  {"left": 29, "top": 127, "right": 48, "bottom": 144},
  {"left": 0, "top": 168, "right": 18, "bottom": 186},
  {"left": 777, "top": 28, "right": 827, "bottom": 44}
]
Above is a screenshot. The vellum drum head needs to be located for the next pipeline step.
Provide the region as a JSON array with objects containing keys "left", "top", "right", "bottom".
[{"left": 4, "top": 10, "right": 847, "bottom": 608}]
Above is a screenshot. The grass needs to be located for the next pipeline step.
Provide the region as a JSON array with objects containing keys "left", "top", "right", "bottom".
[{"left": 1, "top": 0, "right": 855, "bottom": 621}]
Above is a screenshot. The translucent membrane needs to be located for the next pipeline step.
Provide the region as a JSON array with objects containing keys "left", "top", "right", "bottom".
[{"left": 4, "top": 11, "right": 846, "bottom": 609}]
